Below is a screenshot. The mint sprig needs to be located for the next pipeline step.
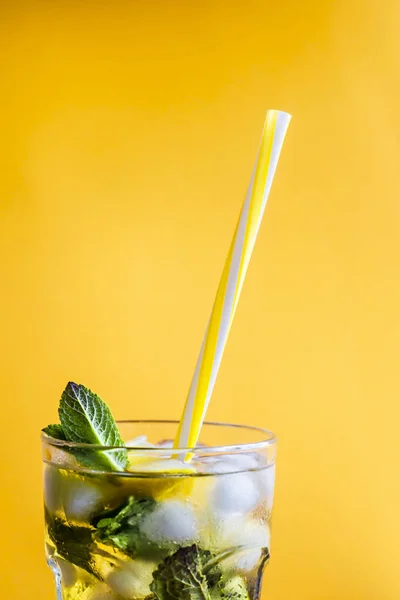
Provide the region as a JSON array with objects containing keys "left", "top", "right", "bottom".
[
  {"left": 95, "top": 496, "right": 158, "bottom": 557},
  {"left": 43, "top": 381, "right": 128, "bottom": 471},
  {"left": 45, "top": 509, "right": 100, "bottom": 578},
  {"left": 149, "top": 544, "right": 222, "bottom": 600},
  {"left": 42, "top": 424, "right": 66, "bottom": 440},
  {"left": 58, "top": 382, "right": 128, "bottom": 471}
]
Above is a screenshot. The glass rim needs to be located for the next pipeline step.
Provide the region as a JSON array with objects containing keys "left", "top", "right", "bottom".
[{"left": 41, "top": 419, "right": 277, "bottom": 454}]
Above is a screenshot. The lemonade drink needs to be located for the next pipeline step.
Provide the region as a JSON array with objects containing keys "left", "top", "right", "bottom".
[{"left": 42, "top": 383, "right": 276, "bottom": 600}]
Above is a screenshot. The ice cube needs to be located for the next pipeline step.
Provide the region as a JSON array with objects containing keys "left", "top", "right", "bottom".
[
  {"left": 106, "top": 560, "right": 155, "bottom": 599},
  {"left": 207, "top": 461, "right": 236, "bottom": 475},
  {"left": 155, "top": 439, "right": 175, "bottom": 457},
  {"left": 125, "top": 435, "right": 152, "bottom": 447},
  {"left": 196, "top": 452, "right": 261, "bottom": 475},
  {"left": 211, "top": 516, "right": 270, "bottom": 571},
  {"left": 212, "top": 471, "right": 261, "bottom": 515},
  {"left": 44, "top": 465, "right": 63, "bottom": 513},
  {"left": 253, "top": 464, "right": 275, "bottom": 509},
  {"left": 205, "top": 455, "right": 259, "bottom": 475},
  {"left": 232, "top": 522, "right": 270, "bottom": 571},
  {"left": 220, "top": 453, "right": 260, "bottom": 470},
  {"left": 45, "top": 443, "right": 78, "bottom": 468},
  {"left": 126, "top": 437, "right": 155, "bottom": 461},
  {"left": 140, "top": 499, "right": 198, "bottom": 545},
  {"left": 192, "top": 455, "right": 220, "bottom": 474},
  {"left": 126, "top": 436, "right": 159, "bottom": 464},
  {"left": 62, "top": 475, "right": 113, "bottom": 522}
]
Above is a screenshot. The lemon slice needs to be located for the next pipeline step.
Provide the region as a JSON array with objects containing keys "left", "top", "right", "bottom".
[
  {"left": 121, "top": 456, "right": 195, "bottom": 500},
  {"left": 127, "top": 456, "right": 195, "bottom": 474}
]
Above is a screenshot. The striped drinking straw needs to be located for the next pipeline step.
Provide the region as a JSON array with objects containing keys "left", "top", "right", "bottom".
[{"left": 174, "top": 110, "right": 291, "bottom": 452}]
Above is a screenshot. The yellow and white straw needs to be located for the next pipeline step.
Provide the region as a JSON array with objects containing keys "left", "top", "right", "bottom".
[{"left": 174, "top": 110, "right": 291, "bottom": 450}]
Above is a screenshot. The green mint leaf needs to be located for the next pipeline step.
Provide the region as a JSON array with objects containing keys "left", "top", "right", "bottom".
[
  {"left": 42, "top": 424, "right": 66, "bottom": 440},
  {"left": 95, "top": 496, "right": 157, "bottom": 557},
  {"left": 45, "top": 509, "right": 100, "bottom": 578},
  {"left": 58, "top": 382, "right": 128, "bottom": 471},
  {"left": 149, "top": 544, "right": 222, "bottom": 600}
]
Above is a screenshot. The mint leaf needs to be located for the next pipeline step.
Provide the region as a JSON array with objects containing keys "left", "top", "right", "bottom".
[
  {"left": 95, "top": 496, "right": 157, "bottom": 557},
  {"left": 58, "top": 382, "right": 128, "bottom": 471},
  {"left": 149, "top": 544, "right": 222, "bottom": 600},
  {"left": 42, "top": 424, "right": 66, "bottom": 440},
  {"left": 45, "top": 509, "right": 100, "bottom": 578}
]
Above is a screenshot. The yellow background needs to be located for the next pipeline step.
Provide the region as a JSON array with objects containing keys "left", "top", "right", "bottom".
[{"left": 1, "top": 1, "right": 399, "bottom": 598}]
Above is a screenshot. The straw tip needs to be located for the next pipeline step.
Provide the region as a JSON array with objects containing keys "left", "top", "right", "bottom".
[
  {"left": 266, "top": 109, "right": 292, "bottom": 121},
  {"left": 264, "top": 110, "right": 292, "bottom": 134}
]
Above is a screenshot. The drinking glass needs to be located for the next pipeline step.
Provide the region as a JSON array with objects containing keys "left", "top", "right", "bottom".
[{"left": 42, "top": 421, "right": 277, "bottom": 600}]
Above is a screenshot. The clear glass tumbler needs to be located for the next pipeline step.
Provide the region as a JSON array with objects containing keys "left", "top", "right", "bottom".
[{"left": 42, "top": 420, "right": 277, "bottom": 600}]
